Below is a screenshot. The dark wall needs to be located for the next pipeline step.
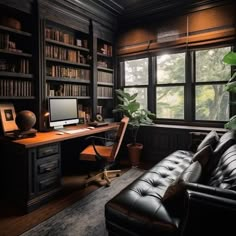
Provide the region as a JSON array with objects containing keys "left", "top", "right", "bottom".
[{"left": 120, "top": 125, "right": 226, "bottom": 163}]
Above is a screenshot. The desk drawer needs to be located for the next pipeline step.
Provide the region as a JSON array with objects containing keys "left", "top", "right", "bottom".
[
  {"left": 38, "top": 159, "right": 59, "bottom": 174},
  {"left": 38, "top": 176, "right": 59, "bottom": 191},
  {"left": 37, "top": 154, "right": 60, "bottom": 175},
  {"left": 38, "top": 143, "right": 59, "bottom": 158}
]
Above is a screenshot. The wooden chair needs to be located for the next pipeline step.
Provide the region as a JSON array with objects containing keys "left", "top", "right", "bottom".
[{"left": 80, "top": 117, "right": 129, "bottom": 186}]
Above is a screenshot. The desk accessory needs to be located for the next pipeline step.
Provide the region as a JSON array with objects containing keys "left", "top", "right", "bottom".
[{"left": 0, "top": 103, "right": 18, "bottom": 136}]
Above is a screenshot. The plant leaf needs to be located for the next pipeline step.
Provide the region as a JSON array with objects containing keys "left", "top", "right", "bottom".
[
  {"left": 223, "top": 52, "right": 236, "bottom": 65},
  {"left": 225, "top": 81, "right": 236, "bottom": 93},
  {"left": 228, "top": 72, "right": 236, "bottom": 83}
]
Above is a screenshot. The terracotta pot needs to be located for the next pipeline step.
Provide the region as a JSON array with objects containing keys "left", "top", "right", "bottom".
[{"left": 127, "top": 143, "right": 143, "bottom": 167}]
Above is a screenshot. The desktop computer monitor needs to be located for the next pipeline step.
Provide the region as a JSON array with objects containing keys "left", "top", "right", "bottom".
[{"left": 48, "top": 97, "right": 79, "bottom": 130}]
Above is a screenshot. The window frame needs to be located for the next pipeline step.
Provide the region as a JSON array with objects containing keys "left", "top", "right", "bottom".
[{"left": 119, "top": 44, "right": 235, "bottom": 128}]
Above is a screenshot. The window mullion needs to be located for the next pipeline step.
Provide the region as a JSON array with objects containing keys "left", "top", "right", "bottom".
[{"left": 185, "top": 50, "right": 193, "bottom": 122}]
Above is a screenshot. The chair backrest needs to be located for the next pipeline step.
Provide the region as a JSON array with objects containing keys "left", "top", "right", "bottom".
[{"left": 110, "top": 117, "right": 129, "bottom": 160}]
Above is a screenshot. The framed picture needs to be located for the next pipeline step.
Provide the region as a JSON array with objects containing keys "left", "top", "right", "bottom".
[{"left": 0, "top": 103, "right": 18, "bottom": 134}]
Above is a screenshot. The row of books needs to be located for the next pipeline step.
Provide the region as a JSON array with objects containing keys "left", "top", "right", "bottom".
[
  {"left": 45, "top": 45, "right": 87, "bottom": 64},
  {"left": 97, "top": 86, "right": 113, "bottom": 97},
  {"left": 0, "top": 32, "right": 23, "bottom": 53},
  {"left": 0, "top": 79, "right": 32, "bottom": 96},
  {"left": 0, "top": 58, "right": 30, "bottom": 73},
  {"left": 98, "top": 43, "right": 112, "bottom": 56},
  {"left": 46, "top": 83, "right": 89, "bottom": 97},
  {"left": 45, "top": 27, "right": 88, "bottom": 48},
  {"left": 46, "top": 65, "right": 90, "bottom": 80},
  {"left": 98, "top": 71, "right": 113, "bottom": 83},
  {"left": 78, "top": 104, "right": 91, "bottom": 122}
]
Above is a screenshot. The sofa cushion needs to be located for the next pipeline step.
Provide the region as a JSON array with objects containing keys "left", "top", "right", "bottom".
[
  {"left": 208, "top": 144, "right": 236, "bottom": 189},
  {"left": 213, "top": 131, "right": 236, "bottom": 157},
  {"left": 197, "top": 130, "right": 219, "bottom": 152},
  {"left": 192, "top": 145, "right": 212, "bottom": 167},
  {"left": 163, "top": 161, "right": 202, "bottom": 202}
]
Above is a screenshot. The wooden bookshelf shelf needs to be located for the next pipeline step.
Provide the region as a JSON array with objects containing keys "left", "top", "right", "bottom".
[
  {"left": 0, "top": 25, "right": 32, "bottom": 37},
  {"left": 97, "top": 52, "right": 112, "bottom": 58},
  {"left": 97, "top": 66, "right": 113, "bottom": 72},
  {"left": 45, "top": 39, "right": 89, "bottom": 52},
  {"left": 0, "top": 49, "right": 32, "bottom": 57},
  {"left": 0, "top": 96, "right": 35, "bottom": 99},
  {"left": 0, "top": 71, "right": 33, "bottom": 78},
  {"left": 46, "top": 57, "right": 90, "bottom": 68},
  {"left": 46, "top": 76, "right": 90, "bottom": 84},
  {"left": 97, "top": 81, "right": 114, "bottom": 86}
]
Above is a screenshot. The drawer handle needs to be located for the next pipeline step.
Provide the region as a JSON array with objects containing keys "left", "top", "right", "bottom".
[{"left": 41, "top": 150, "right": 53, "bottom": 155}]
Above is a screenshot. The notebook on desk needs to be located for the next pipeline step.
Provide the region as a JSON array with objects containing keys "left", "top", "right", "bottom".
[{"left": 88, "top": 121, "right": 109, "bottom": 127}]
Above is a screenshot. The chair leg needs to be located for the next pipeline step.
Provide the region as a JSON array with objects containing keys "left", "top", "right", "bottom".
[
  {"left": 84, "top": 169, "right": 121, "bottom": 187},
  {"left": 106, "top": 169, "right": 121, "bottom": 176},
  {"left": 103, "top": 170, "right": 111, "bottom": 186},
  {"left": 85, "top": 172, "right": 104, "bottom": 186}
]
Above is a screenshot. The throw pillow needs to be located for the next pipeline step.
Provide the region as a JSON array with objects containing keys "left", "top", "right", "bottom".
[
  {"left": 192, "top": 145, "right": 212, "bottom": 167},
  {"left": 163, "top": 161, "right": 202, "bottom": 202},
  {"left": 196, "top": 130, "right": 219, "bottom": 152},
  {"left": 213, "top": 131, "right": 236, "bottom": 157}
]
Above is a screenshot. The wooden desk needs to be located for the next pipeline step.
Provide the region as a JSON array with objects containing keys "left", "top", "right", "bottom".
[
  {"left": 11, "top": 123, "right": 119, "bottom": 148},
  {"left": 0, "top": 123, "right": 119, "bottom": 212}
]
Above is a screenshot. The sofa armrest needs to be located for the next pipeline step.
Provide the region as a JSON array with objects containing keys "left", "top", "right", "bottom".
[
  {"left": 185, "top": 182, "right": 236, "bottom": 199},
  {"left": 180, "top": 185, "right": 236, "bottom": 236}
]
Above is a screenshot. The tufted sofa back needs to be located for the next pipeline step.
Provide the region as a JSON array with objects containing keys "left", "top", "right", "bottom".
[{"left": 207, "top": 144, "right": 236, "bottom": 189}]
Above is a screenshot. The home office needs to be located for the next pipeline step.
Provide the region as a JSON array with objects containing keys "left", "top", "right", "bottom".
[{"left": 0, "top": 0, "right": 236, "bottom": 235}]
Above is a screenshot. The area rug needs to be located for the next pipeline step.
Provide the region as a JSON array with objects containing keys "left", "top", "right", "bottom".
[{"left": 20, "top": 167, "right": 144, "bottom": 236}]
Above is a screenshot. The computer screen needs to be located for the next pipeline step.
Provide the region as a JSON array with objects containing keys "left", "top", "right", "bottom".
[{"left": 48, "top": 97, "right": 79, "bottom": 130}]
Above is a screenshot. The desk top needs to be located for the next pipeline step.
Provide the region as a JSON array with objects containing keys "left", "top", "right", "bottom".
[{"left": 1, "top": 123, "right": 119, "bottom": 148}]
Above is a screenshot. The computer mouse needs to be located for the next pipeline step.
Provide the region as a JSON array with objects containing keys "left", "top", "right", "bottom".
[
  {"left": 56, "top": 131, "right": 64, "bottom": 135},
  {"left": 87, "top": 126, "right": 95, "bottom": 130}
]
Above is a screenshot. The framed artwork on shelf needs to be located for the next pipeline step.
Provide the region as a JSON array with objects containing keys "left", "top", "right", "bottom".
[{"left": 0, "top": 103, "right": 18, "bottom": 135}]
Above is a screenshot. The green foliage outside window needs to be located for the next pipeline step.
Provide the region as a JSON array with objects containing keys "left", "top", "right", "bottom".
[
  {"left": 195, "top": 47, "right": 230, "bottom": 121},
  {"left": 156, "top": 53, "right": 185, "bottom": 119}
]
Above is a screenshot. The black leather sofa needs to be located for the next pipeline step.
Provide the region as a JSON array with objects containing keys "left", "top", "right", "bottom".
[{"left": 105, "top": 130, "right": 236, "bottom": 236}]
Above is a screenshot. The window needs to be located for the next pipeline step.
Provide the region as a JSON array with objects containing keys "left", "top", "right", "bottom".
[
  {"left": 121, "top": 46, "right": 233, "bottom": 126},
  {"left": 195, "top": 47, "right": 231, "bottom": 121},
  {"left": 124, "top": 58, "right": 148, "bottom": 109},
  {"left": 156, "top": 53, "right": 185, "bottom": 119}
]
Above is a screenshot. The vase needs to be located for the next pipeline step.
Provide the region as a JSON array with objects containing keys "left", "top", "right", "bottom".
[{"left": 127, "top": 143, "right": 143, "bottom": 167}]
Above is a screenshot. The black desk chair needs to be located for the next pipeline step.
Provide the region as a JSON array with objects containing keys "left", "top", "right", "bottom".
[{"left": 80, "top": 117, "right": 129, "bottom": 186}]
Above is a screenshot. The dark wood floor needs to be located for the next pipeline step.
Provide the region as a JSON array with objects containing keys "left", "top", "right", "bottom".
[{"left": 0, "top": 161, "right": 155, "bottom": 236}]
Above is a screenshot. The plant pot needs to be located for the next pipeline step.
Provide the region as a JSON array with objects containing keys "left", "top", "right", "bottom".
[{"left": 127, "top": 143, "right": 143, "bottom": 167}]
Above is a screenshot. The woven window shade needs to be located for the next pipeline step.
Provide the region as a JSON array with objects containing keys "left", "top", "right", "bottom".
[{"left": 117, "top": 3, "right": 236, "bottom": 56}]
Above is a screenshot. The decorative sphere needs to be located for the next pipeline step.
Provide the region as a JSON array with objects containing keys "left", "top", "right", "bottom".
[{"left": 15, "top": 110, "right": 36, "bottom": 131}]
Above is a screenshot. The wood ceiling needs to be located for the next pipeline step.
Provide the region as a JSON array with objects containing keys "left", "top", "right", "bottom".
[{"left": 94, "top": 0, "right": 229, "bottom": 25}]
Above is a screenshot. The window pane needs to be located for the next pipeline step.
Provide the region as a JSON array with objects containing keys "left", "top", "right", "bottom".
[
  {"left": 125, "top": 58, "right": 148, "bottom": 86},
  {"left": 157, "top": 53, "right": 185, "bottom": 84},
  {"left": 195, "top": 84, "right": 229, "bottom": 121},
  {"left": 196, "top": 47, "right": 231, "bottom": 82},
  {"left": 124, "top": 87, "right": 147, "bottom": 109},
  {"left": 156, "top": 86, "right": 184, "bottom": 119}
]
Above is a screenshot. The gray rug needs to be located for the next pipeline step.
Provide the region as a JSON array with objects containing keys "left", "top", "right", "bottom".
[{"left": 20, "top": 167, "right": 144, "bottom": 236}]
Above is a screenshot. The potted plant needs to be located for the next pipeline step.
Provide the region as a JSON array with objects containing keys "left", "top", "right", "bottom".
[
  {"left": 113, "top": 89, "right": 155, "bottom": 166},
  {"left": 223, "top": 52, "right": 236, "bottom": 129}
]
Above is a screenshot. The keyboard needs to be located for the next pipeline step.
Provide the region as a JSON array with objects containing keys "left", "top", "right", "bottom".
[{"left": 63, "top": 128, "right": 89, "bottom": 134}]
